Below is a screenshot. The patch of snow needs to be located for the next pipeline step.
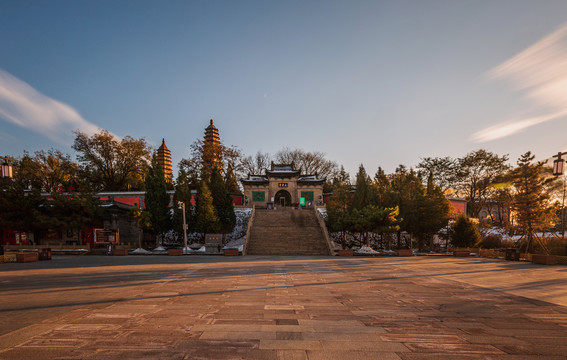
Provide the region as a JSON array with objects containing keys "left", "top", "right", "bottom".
[
  {"left": 153, "top": 246, "right": 167, "bottom": 251},
  {"left": 131, "top": 248, "right": 151, "bottom": 254},
  {"left": 355, "top": 245, "right": 378, "bottom": 254},
  {"left": 185, "top": 246, "right": 206, "bottom": 254}
]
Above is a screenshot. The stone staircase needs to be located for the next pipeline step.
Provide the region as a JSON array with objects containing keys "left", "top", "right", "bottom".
[{"left": 246, "top": 208, "right": 331, "bottom": 255}]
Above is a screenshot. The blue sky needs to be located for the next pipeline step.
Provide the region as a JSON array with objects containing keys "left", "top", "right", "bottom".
[{"left": 1, "top": 0, "right": 567, "bottom": 177}]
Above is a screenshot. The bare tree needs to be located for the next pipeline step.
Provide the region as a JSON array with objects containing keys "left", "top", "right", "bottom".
[
  {"left": 242, "top": 151, "right": 271, "bottom": 175},
  {"left": 274, "top": 147, "right": 338, "bottom": 179}
]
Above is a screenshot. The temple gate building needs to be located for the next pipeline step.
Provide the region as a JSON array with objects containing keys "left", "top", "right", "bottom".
[{"left": 241, "top": 163, "right": 325, "bottom": 207}]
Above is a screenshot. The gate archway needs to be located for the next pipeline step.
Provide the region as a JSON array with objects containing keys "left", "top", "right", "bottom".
[{"left": 274, "top": 190, "right": 292, "bottom": 207}]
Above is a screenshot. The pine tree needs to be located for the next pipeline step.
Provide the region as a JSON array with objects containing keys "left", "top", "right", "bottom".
[
  {"left": 352, "top": 164, "right": 375, "bottom": 210},
  {"left": 224, "top": 163, "right": 240, "bottom": 193},
  {"left": 373, "top": 166, "right": 391, "bottom": 206},
  {"left": 145, "top": 153, "right": 171, "bottom": 244},
  {"left": 452, "top": 215, "right": 482, "bottom": 248},
  {"left": 415, "top": 172, "right": 450, "bottom": 250},
  {"left": 326, "top": 173, "right": 352, "bottom": 249},
  {"left": 173, "top": 167, "right": 196, "bottom": 237},
  {"left": 510, "top": 152, "right": 555, "bottom": 253},
  {"left": 195, "top": 180, "right": 220, "bottom": 234},
  {"left": 209, "top": 168, "right": 236, "bottom": 234}
]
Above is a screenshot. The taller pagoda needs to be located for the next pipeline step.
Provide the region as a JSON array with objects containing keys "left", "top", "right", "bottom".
[
  {"left": 202, "top": 119, "right": 223, "bottom": 173},
  {"left": 157, "top": 138, "right": 172, "bottom": 183}
]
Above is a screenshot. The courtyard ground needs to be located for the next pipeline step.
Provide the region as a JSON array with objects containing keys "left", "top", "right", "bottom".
[{"left": 0, "top": 255, "right": 566, "bottom": 359}]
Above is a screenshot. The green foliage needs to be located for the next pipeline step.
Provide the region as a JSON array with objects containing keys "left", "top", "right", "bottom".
[
  {"left": 13, "top": 149, "right": 77, "bottom": 191},
  {"left": 482, "top": 234, "right": 502, "bottom": 249},
  {"left": 72, "top": 129, "right": 151, "bottom": 191},
  {"left": 195, "top": 180, "right": 220, "bottom": 234},
  {"left": 47, "top": 190, "right": 104, "bottom": 237},
  {"left": 224, "top": 163, "right": 240, "bottom": 193},
  {"left": 209, "top": 168, "right": 236, "bottom": 234},
  {"left": 352, "top": 164, "right": 375, "bottom": 210},
  {"left": 173, "top": 168, "right": 196, "bottom": 236},
  {"left": 452, "top": 215, "right": 482, "bottom": 248},
  {"left": 326, "top": 172, "right": 352, "bottom": 249},
  {"left": 510, "top": 151, "right": 556, "bottom": 252},
  {"left": 144, "top": 153, "right": 172, "bottom": 237},
  {"left": 0, "top": 182, "right": 46, "bottom": 239}
]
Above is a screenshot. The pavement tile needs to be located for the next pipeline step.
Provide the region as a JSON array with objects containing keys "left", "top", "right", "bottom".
[
  {"left": 276, "top": 349, "right": 308, "bottom": 360},
  {"left": 2, "top": 256, "right": 567, "bottom": 359},
  {"left": 319, "top": 340, "right": 409, "bottom": 352},
  {"left": 306, "top": 350, "right": 402, "bottom": 360},
  {"left": 259, "top": 339, "right": 323, "bottom": 350},
  {"left": 403, "top": 342, "right": 505, "bottom": 354}
]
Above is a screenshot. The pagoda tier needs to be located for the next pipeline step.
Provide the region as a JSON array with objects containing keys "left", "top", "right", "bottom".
[{"left": 157, "top": 138, "right": 172, "bottom": 183}]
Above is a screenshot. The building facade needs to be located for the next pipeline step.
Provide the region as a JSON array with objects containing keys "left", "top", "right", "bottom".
[{"left": 241, "top": 163, "right": 325, "bottom": 207}]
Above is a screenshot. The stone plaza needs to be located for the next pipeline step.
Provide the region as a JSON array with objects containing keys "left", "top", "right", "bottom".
[{"left": 1, "top": 255, "right": 566, "bottom": 359}]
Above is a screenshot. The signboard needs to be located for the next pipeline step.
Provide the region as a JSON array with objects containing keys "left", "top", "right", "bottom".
[
  {"left": 94, "top": 229, "right": 119, "bottom": 244},
  {"left": 299, "top": 197, "right": 305, "bottom": 206}
]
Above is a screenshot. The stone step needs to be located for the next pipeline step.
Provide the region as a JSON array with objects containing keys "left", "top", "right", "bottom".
[{"left": 246, "top": 208, "right": 330, "bottom": 256}]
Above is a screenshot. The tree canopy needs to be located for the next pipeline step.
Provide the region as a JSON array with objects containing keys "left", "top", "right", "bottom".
[{"left": 72, "top": 129, "right": 151, "bottom": 191}]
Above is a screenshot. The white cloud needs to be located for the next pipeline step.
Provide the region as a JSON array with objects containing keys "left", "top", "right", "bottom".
[
  {"left": 472, "top": 23, "right": 567, "bottom": 142},
  {"left": 0, "top": 69, "right": 100, "bottom": 144}
]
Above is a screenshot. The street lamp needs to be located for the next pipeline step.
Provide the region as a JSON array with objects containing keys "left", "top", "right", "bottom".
[
  {"left": 552, "top": 151, "right": 567, "bottom": 239},
  {"left": 178, "top": 201, "right": 188, "bottom": 253},
  {"left": 0, "top": 157, "right": 13, "bottom": 179}
]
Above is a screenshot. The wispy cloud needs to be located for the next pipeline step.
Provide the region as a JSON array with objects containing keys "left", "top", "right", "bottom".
[
  {"left": 0, "top": 69, "right": 100, "bottom": 144},
  {"left": 472, "top": 23, "right": 567, "bottom": 142}
]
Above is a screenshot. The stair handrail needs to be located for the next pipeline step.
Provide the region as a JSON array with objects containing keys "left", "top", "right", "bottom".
[
  {"left": 242, "top": 205, "right": 255, "bottom": 255},
  {"left": 313, "top": 206, "right": 335, "bottom": 256}
]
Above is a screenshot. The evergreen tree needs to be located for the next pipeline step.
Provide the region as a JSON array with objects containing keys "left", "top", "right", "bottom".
[
  {"left": 352, "top": 164, "right": 375, "bottom": 210},
  {"left": 195, "top": 180, "right": 220, "bottom": 234},
  {"left": 415, "top": 172, "right": 451, "bottom": 250},
  {"left": 510, "top": 152, "right": 555, "bottom": 252},
  {"left": 209, "top": 168, "right": 236, "bottom": 234},
  {"left": 326, "top": 172, "right": 352, "bottom": 249},
  {"left": 389, "top": 166, "right": 423, "bottom": 249},
  {"left": 173, "top": 167, "right": 196, "bottom": 237},
  {"left": 224, "top": 163, "right": 240, "bottom": 193},
  {"left": 0, "top": 182, "right": 46, "bottom": 243},
  {"left": 373, "top": 166, "right": 391, "bottom": 206},
  {"left": 145, "top": 153, "right": 172, "bottom": 244},
  {"left": 451, "top": 215, "right": 482, "bottom": 248}
]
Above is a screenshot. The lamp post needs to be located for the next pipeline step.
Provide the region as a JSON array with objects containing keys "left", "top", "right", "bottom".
[
  {"left": 552, "top": 151, "right": 567, "bottom": 239},
  {"left": 0, "top": 156, "right": 13, "bottom": 179},
  {"left": 178, "top": 201, "right": 188, "bottom": 253}
]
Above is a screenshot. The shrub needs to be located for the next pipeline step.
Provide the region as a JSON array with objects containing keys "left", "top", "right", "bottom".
[
  {"left": 452, "top": 215, "right": 482, "bottom": 248},
  {"left": 482, "top": 234, "right": 502, "bottom": 249}
]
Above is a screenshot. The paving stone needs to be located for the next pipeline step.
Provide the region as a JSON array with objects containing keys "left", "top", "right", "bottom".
[{"left": 1, "top": 256, "right": 567, "bottom": 359}]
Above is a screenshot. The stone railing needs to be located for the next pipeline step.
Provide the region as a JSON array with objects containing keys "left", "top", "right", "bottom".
[
  {"left": 314, "top": 207, "right": 335, "bottom": 256},
  {"left": 242, "top": 205, "right": 255, "bottom": 256}
]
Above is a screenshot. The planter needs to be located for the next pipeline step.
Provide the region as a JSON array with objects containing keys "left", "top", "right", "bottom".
[
  {"left": 397, "top": 249, "right": 413, "bottom": 257},
  {"left": 531, "top": 254, "right": 557, "bottom": 265},
  {"left": 168, "top": 249, "right": 183, "bottom": 256},
  {"left": 113, "top": 248, "right": 129, "bottom": 256},
  {"left": 453, "top": 250, "right": 470, "bottom": 257},
  {"left": 224, "top": 248, "right": 239, "bottom": 256},
  {"left": 339, "top": 249, "right": 354, "bottom": 256},
  {"left": 16, "top": 252, "right": 38, "bottom": 263}
]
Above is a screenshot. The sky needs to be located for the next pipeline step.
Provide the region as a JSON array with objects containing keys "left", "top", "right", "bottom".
[{"left": 1, "top": 0, "right": 567, "bottom": 178}]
